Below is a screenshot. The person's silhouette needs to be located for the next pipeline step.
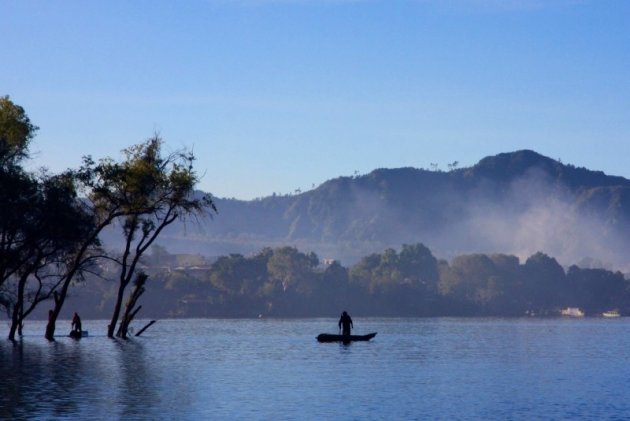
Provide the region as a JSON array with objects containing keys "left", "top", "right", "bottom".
[
  {"left": 71, "top": 312, "right": 82, "bottom": 334},
  {"left": 338, "top": 311, "right": 353, "bottom": 336}
]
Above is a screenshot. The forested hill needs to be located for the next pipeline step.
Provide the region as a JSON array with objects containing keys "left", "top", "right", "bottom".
[{"left": 156, "top": 150, "right": 630, "bottom": 269}]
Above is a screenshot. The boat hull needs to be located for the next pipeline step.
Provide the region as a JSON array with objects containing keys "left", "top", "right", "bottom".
[{"left": 316, "top": 332, "right": 377, "bottom": 343}]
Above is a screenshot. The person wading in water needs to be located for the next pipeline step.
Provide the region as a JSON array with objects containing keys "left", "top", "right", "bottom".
[{"left": 338, "top": 311, "right": 353, "bottom": 336}]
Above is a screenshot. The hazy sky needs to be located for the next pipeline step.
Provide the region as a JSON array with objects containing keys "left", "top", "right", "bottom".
[{"left": 3, "top": 0, "right": 629, "bottom": 199}]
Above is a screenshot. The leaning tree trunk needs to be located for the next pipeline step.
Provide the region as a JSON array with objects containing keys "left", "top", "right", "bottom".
[
  {"left": 135, "top": 320, "right": 156, "bottom": 337},
  {"left": 45, "top": 284, "right": 70, "bottom": 341},
  {"left": 107, "top": 281, "right": 129, "bottom": 338},
  {"left": 45, "top": 296, "right": 59, "bottom": 341},
  {"left": 8, "top": 272, "right": 28, "bottom": 341},
  {"left": 8, "top": 301, "right": 22, "bottom": 342},
  {"left": 118, "top": 305, "right": 142, "bottom": 339},
  {"left": 45, "top": 309, "right": 57, "bottom": 341},
  {"left": 116, "top": 273, "right": 147, "bottom": 339}
]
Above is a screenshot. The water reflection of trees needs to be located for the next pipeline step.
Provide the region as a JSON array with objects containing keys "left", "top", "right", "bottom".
[
  {"left": 0, "top": 337, "right": 161, "bottom": 419},
  {"left": 114, "top": 339, "right": 160, "bottom": 420},
  {"left": 0, "top": 340, "right": 86, "bottom": 418}
]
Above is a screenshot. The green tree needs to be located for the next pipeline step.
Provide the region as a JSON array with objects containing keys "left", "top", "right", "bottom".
[
  {"left": 437, "top": 253, "right": 521, "bottom": 314},
  {"left": 6, "top": 172, "right": 95, "bottom": 341},
  {"left": 208, "top": 253, "right": 267, "bottom": 295},
  {"left": 487, "top": 254, "right": 524, "bottom": 313},
  {"left": 350, "top": 244, "right": 438, "bottom": 295},
  {"left": 347, "top": 244, "right": 440, "bottom": 315},
  {"left": 267, "top": 246, "right": 318, "bottom": 291},
  {"left": 438, "top": 254, "right": 494, "bottom": 302},
  {"left": 44, "top": 136, "right": 215, "bottom": 340},
  {"left": 0, "top": 96, "right": 38, "bottom": 165},
  {"left": 566, "top": 266, "right": 628, "bottom": 313},
  {"left": 0, "top": 97, "right": 38, "bottom": 306},
  {"left": 103, "top": 137, "right": 216, "bottom": 338},
  {"left": 522, "top": 252, "right": 566, "bottom": 312},
  {"left": 349, "top": 253, "right": 381, "bottom": 292},
  {"left": 398, "top": 243, "right": 439, "bottom": 290},
  {"left": 0, "top": 97, "right": 95, "bottom": 341},
  {"left": 318, "top": 260, "right": 353, "bottom": 312}
]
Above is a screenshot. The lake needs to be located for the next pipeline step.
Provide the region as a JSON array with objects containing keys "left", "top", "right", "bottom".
[{"left": 2, "top": 318, "right": 630, "bottom": 419}]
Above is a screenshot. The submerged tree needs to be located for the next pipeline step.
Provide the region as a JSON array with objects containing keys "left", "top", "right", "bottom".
[
  {"left": 0, "top": 97, "right": 38, "bottom": 304},
  {"left": 117, "top": 272, "right": 148, "bottom": 339},
  {"left": 43, "top": 167, "right": 124, "bottom": 341},
  {"left": 6, "top": 173, "right": 95, "bottom": 341},
  {"left": 0, "top": 97, "right": 216, "bottom": 340},
  {"left": 0, "top": 97, "right": 94, "bottom": 341},
  {"left": 104, "top": 138, "right": 215, "bottom": 338},
  {"left": 0, "top": 97, "right": 91, "bottom": 341},
  {"left": 45, "top": 137, "right": 215, "bottom": 341}
]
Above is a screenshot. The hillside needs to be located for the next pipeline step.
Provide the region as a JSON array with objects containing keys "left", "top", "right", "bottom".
[{"left": 131, "top": 150, "right": 630, "bottom": 269}]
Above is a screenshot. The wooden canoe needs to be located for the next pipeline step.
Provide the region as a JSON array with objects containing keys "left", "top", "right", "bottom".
[{"left": 316, "top": 332, "right": 377, "bottom": 343}]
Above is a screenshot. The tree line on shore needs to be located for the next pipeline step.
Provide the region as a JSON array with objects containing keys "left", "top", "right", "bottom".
[
  {"left": 0, "top": 96, "right": 213, "bottom": 341},
  {"left": 3, "top": 97, "right": 629, "bottom": 340},
  {"left": 71, "top": 242, "right": 627, "bottom": 319}
]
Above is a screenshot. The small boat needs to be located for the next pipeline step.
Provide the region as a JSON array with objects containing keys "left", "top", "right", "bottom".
[
  {"left": 68, "top": 330, "right": 88, "bottom": 339},
  {"left": 316, "top": 332, "right": 377, "bottom": 343},
  {"left": 602, "top": 310, "right": 621, "bottom": 318}
]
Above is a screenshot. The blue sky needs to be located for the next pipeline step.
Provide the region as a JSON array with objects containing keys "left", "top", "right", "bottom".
[{"left": 2, "top": 0, "right": 629, "bottom": 199}]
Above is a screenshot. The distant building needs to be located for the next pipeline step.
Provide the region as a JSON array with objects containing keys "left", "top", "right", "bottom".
[{"left": 561, "top": 307, "right": 585, "bottom": 317}]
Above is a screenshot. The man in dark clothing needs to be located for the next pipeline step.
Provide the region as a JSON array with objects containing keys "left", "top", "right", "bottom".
[
  {"left": 71, "top": 312, "right": 82, "bottom": 334},
  {"left": 338, "top": 311, "right": 353, "bottom": 336}
]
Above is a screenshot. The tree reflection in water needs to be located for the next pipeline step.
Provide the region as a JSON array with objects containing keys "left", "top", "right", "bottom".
[
  {"left": 0, "top": 335, "right": 160, "bottom": 420},
  {"left": 0, "top": 341, "right": 86, "bottom": 418},
  {"left": 114, "top": 339, "right": 160, "bottom": 419}
]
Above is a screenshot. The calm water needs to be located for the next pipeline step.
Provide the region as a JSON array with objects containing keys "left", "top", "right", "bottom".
[{"left": 2, "top": 318, "right": 630, "bottom": 420}]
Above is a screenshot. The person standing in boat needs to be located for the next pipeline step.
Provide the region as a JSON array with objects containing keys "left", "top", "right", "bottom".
[
  {"left": 338, "top": 311, "right": 353, "bottom": 336},
  {"left": 71, "top": 312, "right": 82, "bottom": 334}
]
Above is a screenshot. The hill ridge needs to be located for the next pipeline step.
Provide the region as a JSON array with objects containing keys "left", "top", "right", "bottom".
[{"left": 144, "top": 150, "right": 630, "bottom": 270}]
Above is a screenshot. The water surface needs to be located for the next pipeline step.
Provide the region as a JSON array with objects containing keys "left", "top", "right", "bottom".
[{"left": 2, "top": 318, "right": 630, "bottom": 419}]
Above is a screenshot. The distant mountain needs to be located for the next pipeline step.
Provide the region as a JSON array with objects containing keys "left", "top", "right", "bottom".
[{"left": 142, "top": 150, "right": 630, "bottom": 269}]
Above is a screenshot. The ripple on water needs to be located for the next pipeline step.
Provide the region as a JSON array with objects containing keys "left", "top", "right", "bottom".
[{"left": 3, "top": 318, "right": 630, "bottom": 419}]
